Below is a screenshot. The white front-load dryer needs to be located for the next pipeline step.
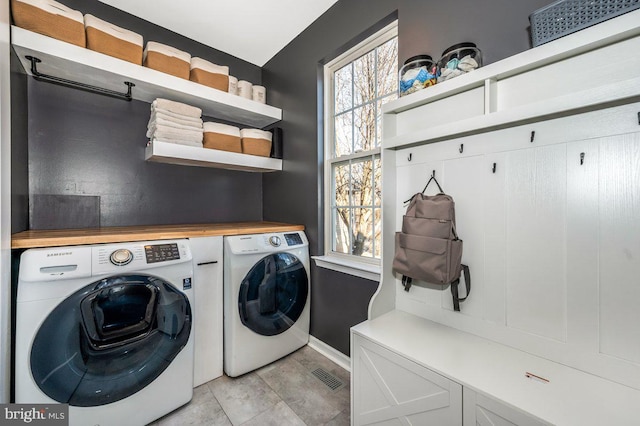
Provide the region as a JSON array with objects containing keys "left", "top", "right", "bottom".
[
  {"left": 15, "top": 240, "right": 195, "bottom": 426},
  {"left": 223, "top": 231, "right": 310, "bottom": 377}
]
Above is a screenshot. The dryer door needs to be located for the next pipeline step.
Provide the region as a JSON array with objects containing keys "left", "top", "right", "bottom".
[
  {"left": 29, "top": 274, "right": 191, "bottom": 407},
  {"left": 238, "top": 253, "right": 308, "bottom": 336}
]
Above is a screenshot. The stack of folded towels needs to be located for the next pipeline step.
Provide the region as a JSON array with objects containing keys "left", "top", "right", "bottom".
[{"left": 147, "top": 98, "right": 204, "bottom": 147}]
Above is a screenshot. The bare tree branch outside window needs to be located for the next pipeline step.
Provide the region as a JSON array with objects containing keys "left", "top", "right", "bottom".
[{"left": 330, "top": 37, "right": 397, "bottom": 258}]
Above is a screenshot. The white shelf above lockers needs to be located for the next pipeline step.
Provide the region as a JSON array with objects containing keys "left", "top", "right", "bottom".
[{"left": 382, "top": 9, "right": 640, "bottom": 150}]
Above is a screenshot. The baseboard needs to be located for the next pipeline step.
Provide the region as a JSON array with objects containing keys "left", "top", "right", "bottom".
[{"left": 308, "top": 336, "right": 351, "bottom": 372}]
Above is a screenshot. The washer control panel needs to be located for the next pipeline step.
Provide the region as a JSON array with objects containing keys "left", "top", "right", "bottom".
[
  {"left": 92, "top": 240, "right": 191, "bottom": 274},
  {"left": 144, "top": 243, "right": 180, "bottom": 264}
]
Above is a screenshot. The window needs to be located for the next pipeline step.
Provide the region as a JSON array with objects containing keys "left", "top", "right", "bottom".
[{"left": 323, "top": 23, "right": 397, "bottom": 269}]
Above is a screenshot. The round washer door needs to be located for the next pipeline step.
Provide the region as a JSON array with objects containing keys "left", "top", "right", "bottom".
[
  {"left": 30, "top": 274, "right": 191, "bottom": 407},
  {"left": 238, "top": 253, "right": 308, "bottom": 336}
]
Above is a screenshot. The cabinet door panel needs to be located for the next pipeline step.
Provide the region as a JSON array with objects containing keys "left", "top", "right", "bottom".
[
  {"left": 483, "top": 152, "right": 507, "bottom": 325},
  {"left": 463, "top": 388, "right": 550, "bottom": 426},
  {"left": 598, "top": 133, "right": 640, "bottom": 362},
  {"left": 353, "top": 335, "right": 462, "bottom": 426},
  {"left": 566, "top": 139, "right": 599, "bottom": 352},
  {"left": 190, "top": 236, "right": 224, "bottom": 386},
  {"left": 442, "top": 155, "right": 486, "bottom": 315},
  {"left": 504, "top": 144, "right": 567, "bottom": 342}
]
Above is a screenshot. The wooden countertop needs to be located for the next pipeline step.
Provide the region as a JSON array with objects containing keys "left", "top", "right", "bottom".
[{"left": 11, "top": 222, "right": 305, "bottom": 249}]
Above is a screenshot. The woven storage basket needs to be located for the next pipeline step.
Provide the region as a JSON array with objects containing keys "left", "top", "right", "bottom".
[
  {"left": 144, "top": 41, "right": 191, "bottom": 79},
  {"left": 530, "top": 0, "right": 640, "bottom": 46},
  {"left": 84, "top": 14, "right": 143, "bottom": 65},
  {"left": 190, "top": 58, "right": 229, "bottom": 92},
  {"left": 203, "top": 122, "right": 241, "bottom": 153},
  {"left": 11, "top": 0, "right": 85, "bottom": 47},
  {"left": 240, "top": 129, "right": 272, "bottom": 157}
]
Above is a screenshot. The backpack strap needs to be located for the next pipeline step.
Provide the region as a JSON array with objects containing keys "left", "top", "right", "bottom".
[{"left": 450, "top": 264, "right": 471, "bottom": 311}]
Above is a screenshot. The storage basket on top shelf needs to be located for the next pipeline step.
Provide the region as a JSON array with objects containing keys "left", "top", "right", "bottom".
[{"left": 530, "top": 0, "right": 640, "bottom": 47}]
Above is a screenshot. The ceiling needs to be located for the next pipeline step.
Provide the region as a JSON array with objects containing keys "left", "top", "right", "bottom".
[{"left": 99, "top": 0, "right": 339, "bottom": 67}]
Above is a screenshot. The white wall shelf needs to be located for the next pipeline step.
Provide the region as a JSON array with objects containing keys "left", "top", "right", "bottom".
[
  {"left": 145, "top": 140, "right": 282, "bottom": 172},
  {"left": 11, "top": 26, "right": 282, "bottom": 128},
  {"left": 382, "top": 9, "right": 640, "bottom": 150}
]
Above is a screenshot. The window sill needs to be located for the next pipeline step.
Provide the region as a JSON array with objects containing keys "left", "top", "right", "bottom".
[{"left": 312, "top": 255, "right": 381, "bottom": 282}]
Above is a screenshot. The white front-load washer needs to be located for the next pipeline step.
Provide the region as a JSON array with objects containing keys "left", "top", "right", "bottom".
[
  {"left": 15, "top": 239, "right": 195, "bottom": 426},
  {"left": 223, "top": 231, "right": 310, "bottom": 377}
]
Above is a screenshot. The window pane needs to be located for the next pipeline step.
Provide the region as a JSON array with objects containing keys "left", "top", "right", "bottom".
[
  {"left": 327, "top": 30, "right": 396, "bottom": 261},
  {"left": 351, "top": 157, "right": 374, "bottom": 207},
  {"left": 334, "top": 64, "right": 352, "bottom": 114},
  {"left": 376, "top": 38, "right": 398, "bottom": 97},
  {"left": 354, "top": 103, "right": 375, "bottom": 152},
  {"left": 374, "top": 156, "right": 382, "bottom": 206},
  {"left": 353, "top": 50, "right": 376, "bottom": 107},
  {"left": 353, "top": 207, "right": 373, "bottom": 257},
  {"left": 332, "top": 161, "right": 350, "bottom": 208},
  {"left": 333, "top": 208, "right": 351, "bottom": 254},
  {"left": 334, "top": 112, "right": 352, "bottom": 157}
]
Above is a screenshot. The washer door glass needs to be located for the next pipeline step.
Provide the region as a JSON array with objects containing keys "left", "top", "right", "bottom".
[
  {"left": 238, "top": 253, "right": 308, "bottom": 336},
  {"left": 30, "top": 274, "right": 191, "bottom": 407}
]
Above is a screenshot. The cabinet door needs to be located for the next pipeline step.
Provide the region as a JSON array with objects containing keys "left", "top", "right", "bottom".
[
  {"left": 463, "top": 388, "right": 550, "bottom": 426},
  {"left": 190, "top": 236, "right": 223, "bottom": 386},
  {"left": 352, "top": 334, "right": 462, "bottom": 426}
]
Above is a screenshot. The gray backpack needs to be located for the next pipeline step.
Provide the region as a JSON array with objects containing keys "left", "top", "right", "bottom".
[{"left": 393, "top": 175, "right": 470, "bottom": 311}]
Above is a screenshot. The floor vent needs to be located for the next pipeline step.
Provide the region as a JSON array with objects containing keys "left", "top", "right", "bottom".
[{"left": 311, "top": 368, "right": 344, "bottom": 391}]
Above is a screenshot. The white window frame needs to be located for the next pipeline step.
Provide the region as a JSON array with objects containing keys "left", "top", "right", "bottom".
[{"left": 315, "top": 21, "right": 397, "bottom": 281}]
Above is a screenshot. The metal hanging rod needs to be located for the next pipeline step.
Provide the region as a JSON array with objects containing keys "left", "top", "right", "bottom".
[{"left": 26, "top": 55, "right": 135, "bottom": 101}]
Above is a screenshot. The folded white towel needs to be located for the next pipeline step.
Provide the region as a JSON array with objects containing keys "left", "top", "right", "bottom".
[
  {"left": 148, "top": 116, "right": 203, "bottom": 133},
  {"left": 148, "top": 110, "right": 203, "bottom": 129},
  {"left": 151, "top": 98, "right": 202, "bottom": 118},
  {"left": 153, "top": 138, "right": 203, "bottom": 148},
  {"left": 148, "top": 126, "right": 204, "bottom": 143}
]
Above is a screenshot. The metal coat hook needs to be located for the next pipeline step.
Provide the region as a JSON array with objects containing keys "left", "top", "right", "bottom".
[
  {"left": 492, "top": 163, "right": 497, "bottom": 173},
  {"left": 459, "top": 144, "right": 464, "bottom": 153},
  {"left": 580, "top": 152, "right": 585, "bottom": 165},
  {"left": 404, "top": 172, "right": 444, "bottom": 203},
  {"left": 530, "top": 131, "right": 536, "bottom": 142},
  {"left": 408, "top": 153, "right": 412, "bottom": 161}
]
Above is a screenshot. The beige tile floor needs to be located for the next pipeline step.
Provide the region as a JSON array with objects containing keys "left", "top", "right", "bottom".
[{"left": 151, "top": 346, "right": 350, "bottom": 426}]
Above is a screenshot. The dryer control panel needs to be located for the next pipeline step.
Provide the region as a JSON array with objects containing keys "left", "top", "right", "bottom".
[{"left": 225, "top": 231, "right": 308, "bottom": 255}]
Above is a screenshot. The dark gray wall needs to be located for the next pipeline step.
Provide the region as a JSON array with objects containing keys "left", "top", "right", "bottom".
[
  {"left": 18, "top": 0, "right": 265, "bottom": 228},
  {"left": 262, "top": 0, "right": 551, "bottom": 355},
  {"left": 12, "top": 0, "right": 554, "bottom": 356},
  {"left": 11, "top": 50, "right": 28, "bottom": 233}
]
